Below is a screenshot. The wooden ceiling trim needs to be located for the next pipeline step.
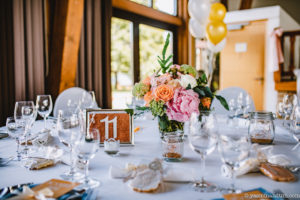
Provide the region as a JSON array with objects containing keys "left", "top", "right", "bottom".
[{"left": 112, "top": 0, "right": 182, "bottom": 26}]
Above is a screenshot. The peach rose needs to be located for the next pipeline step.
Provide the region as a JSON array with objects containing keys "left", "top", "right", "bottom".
[
  {"left": 142, "top": 76, "right": 151, "bottom": 86},
  {"left": 154, "top": 84, "right": 174, "bottom": 102},
  {"left": 144, "top": 91, "right": 154, "bottom": 106},
  {"left": 201, "top": 97, "right": 211, "bottom": 109}
]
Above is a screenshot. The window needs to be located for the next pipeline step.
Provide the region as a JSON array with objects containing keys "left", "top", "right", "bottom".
[
  {"left": 130, "top": 0, "right": 177, "bottom": 16},
  {"left": 111, "top": 5, "right": 178, "bottom": 108},
  {"left": 111, "top": 18, "right": 134, "bottom": 109}
]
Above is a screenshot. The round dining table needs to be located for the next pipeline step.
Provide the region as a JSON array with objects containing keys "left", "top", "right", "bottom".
[{"left": 0, "top": 118, "right": 300, "bottom": 200}]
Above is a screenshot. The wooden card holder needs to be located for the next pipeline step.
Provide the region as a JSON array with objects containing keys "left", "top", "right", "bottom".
[{"left": 86, "top": 109, "right": 134, "bottom": 146}]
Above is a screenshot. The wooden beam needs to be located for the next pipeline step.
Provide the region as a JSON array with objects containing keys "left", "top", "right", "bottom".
[
  {"left": 177, "top": 0, "right": 193, "bottom": 65},
  {"left": 112, "top": 0, "right": 182, "bottom": 26},
  {"left": 46, "top": 0, "right": 84, "bottom": 98},
  {"left": 275, "top": 81, "right": 296, "bottom": 92},
  {"left": 239, "top": 0, "right": 252, "bottom": 10}
]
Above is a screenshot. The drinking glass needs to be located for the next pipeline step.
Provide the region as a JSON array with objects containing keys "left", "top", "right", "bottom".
[
  {"left": 290, "top": 105, "right": 300, "bottom": 151},
  {"left": 6, "top": 117, "right": 22, "bottom": 161},
  {"left": 75, "top": 128, "right": 100, "bottom": 189},
  {"left": 188, "top": 112, "right": 218, "bottom": 192},
  {"left": 282, "top": 94, "right": 297, "bottom": 120},
  {"left": 218, "top": 128, "right": 251, "bottom": 193},
  {"left": 36, "top": 95, "right": 53, "bottom": 132},
  {"left": 14, "top": 101, "right": 35, "bottom": 158},
  {"left": 57, "top": 110, "right": 83, "bottom": 180},
  {"left": 88, "top": 91, "right": 97, "bottom": 108}
]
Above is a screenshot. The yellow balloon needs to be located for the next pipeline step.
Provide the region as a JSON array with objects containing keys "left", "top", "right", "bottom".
[
  {"left": 209, "top": 3, "right": 227, "bottom": 21},
  {"left": 206, "top": 21, "right": 227, "bottom": 45}
]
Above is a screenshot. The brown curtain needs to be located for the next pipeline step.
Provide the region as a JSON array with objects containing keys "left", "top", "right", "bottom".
[
  {"left": 76, "top": 0, "right": 112, "bottom": 108},
  {"left": 0, "top": 0, "right": 15, "bottom": 125},
  {"left": 0, "top": 0, "right": 45, "bottom": 125}
]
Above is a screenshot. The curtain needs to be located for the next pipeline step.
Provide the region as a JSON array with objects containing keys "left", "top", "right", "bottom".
[
  {"left": 76, "top": 0, "right": 112, "bottom": 109},
  {"left": 0, "top": 0, "right": 15, "bottom": 125},
  {"left": 0, "top": 0, "right": 45, "bottom": 125}
]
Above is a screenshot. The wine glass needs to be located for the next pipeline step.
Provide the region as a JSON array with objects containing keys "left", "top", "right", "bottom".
[
  {"left": 57, "top": 110, "right": 84, "bottom": 181},
  {"left": 290, "top": 105, "right": 300, "bottom": 151},
  {"left": 282, "top": 94, "right": 296, "bottom": 120},
  {"left": 188, "top": 112, "right": 218, "bottom": 192},
  {"left": 75, "top": 128, "right": 100, "bottom": 189},
  {"left": 14, "top": 101, "right": 35, "bottom": 158},
  {"left": 36, "top": 95, "right": 53, "bottom": 132},
  {"left": 6, "top": 117, "right": 22, "bottom": 161},
  {"left": 88, "top": 91, "right": 97, "bottom": 108},
  {"left": 218, "top": 127, "right": 251, "bottom": 193}
]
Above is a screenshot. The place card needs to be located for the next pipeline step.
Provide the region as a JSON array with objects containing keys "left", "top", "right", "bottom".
[
  {"left": 86, "top": 109, "right": 134, "bottom": 146},
  {"left": 32, "top": 179, "right": 80, "bottom": 198}
]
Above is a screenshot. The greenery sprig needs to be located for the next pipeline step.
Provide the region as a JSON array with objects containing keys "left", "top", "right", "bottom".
[{"left": 157, "top": 33, "right": 173, "bottom": 74}]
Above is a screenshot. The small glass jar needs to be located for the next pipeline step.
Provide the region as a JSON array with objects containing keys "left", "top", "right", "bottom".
[
  {"left": 104, "top": 138, "right": 120, "bottom": 156},
  {"left": 248, "top": 111, "right": 275, "bottom": 144},
  {"left": 162, "top": 134, "right": 184, "bottom": 162}
]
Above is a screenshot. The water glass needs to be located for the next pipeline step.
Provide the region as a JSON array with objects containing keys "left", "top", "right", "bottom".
[
  {"left": 6, "top": 117, "right": 22, "bottom": 161},
  {"left": 57, "top": 110, "right": 83, "bottom": 181},
  {"left": 189, "top": 112, "right": 218, "bottom": 192},
  {"left": 36, "top": 95, "right": 53, "bottom": 132},
  {"left": 14, "top": 101, "right": 35, "bottom": 158},
  {"left": 75, "top": 128, "right": 100, "bottom": 189},
  {"left": 218, "top": 129, "right": 251, "bottom": 193},
  {"left": 290, "top": 106, "right": 300, "bottom": 150}
]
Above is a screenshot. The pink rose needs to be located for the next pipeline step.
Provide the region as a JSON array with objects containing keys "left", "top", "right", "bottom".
[{"left": 166, "top": 88, "right": 200, "bottom": 122}]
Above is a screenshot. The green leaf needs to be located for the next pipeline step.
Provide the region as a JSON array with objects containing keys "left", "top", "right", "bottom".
[
  {"left": 136, "top": 106, "right": 150, "bottom": 111},
  {"left": 125, "top": 109, "right": 134, "bottom": 116},
  {"left": 215, "top": 95, "right": 229, "bottom": 110},
  {"left": 186, "top": 84, "right": 191, "bottom": 90},
  {"left": 200, "top": 73, "right": 208, "bottom": 84},
  {"left": 158, "top": 116, "right": 168, "bottom": 130},
  {"left": 164, "top": 54, "right": 173, "bottom": 64},
  {"left": 203, "top": 86, "right": 213, "bottom": 98},
  {"left": 193, "top": 87, "right": 206, "bottom": 97},
  {"left": 162, "top": 33, "right": 170, "bottom": 60}
]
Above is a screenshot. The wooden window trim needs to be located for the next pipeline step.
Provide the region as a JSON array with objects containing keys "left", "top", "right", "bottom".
[{"left": 112, "top": 0, "right": 182, "bottom": 26}]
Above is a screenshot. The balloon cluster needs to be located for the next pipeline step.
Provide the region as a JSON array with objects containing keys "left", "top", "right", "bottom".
[{"left": 188, "top": 0, "right": 227, "bottom": 53}]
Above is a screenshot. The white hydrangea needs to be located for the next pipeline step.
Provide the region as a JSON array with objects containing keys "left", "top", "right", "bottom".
[{"left": 179, "top": 74, "right": 197, "bottom": 89}]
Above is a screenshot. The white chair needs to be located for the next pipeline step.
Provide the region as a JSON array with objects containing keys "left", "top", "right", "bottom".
[
  {"left": 211, "top": 87, "right": 255, "bottom": 115},
  {"left": 53, "top": 87, "right": 95, "bottom": 117}
]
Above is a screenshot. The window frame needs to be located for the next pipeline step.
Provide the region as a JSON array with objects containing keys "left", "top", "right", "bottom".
[{"left": 112, "top": 7, "right": 178, "bottom": 83}]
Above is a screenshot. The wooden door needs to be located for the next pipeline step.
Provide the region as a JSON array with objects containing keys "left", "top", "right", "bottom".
[{"left": 220, "top": 20, "right": 266, "bottom": 110}]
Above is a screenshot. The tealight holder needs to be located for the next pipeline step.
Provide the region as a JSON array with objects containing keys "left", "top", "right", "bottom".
[
  {"left": 162, "top": 134, "right": 184, "bottom": 162},
  {"left": 104, "top": 138, "right": 120, "bottom": 156}
]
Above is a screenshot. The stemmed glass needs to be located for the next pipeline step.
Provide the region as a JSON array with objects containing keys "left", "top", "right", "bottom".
[
  {"left": 14, "top": 101, "right": 35, "bottom": 158},
  {"left": 290, "top": 105, "right": 300, "bottom": 151},
  {"left": 6, "top": 117, "right": 22, "bottom": 161},
  {"left": 57, "top": 110, "right": 84, "bottom": 181},
  {"left": 75, "top": 128, "right": 100, "bottom": 189},
  {"left": 218, "top": 127, "right": 251, "bottom": 193},
  {"left": 188, "top": 112, "right": 218, "bottom": 192},
  {"left": 282, "top": 94, "right": 297, "bottom": 121},
  {"left": 36, "top": 95, "right": 53, "bottom": 132}
]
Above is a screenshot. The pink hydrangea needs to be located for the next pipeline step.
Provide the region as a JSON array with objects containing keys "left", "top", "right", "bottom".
[{"left": 166, "top": 88, "right": 200, "bottom": 122}]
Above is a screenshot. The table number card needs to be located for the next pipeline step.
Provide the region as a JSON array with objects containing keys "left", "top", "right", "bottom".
[{"left": 86, "top": 109, "right": 134, "bottom": 145}]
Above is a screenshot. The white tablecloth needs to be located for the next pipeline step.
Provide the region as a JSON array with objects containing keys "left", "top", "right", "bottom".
[{"left": 0, "top": 119, "right": 300, "bottom": 200}]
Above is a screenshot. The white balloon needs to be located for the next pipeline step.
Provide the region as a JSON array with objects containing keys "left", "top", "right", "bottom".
[
  {"left": 188, "top": 0, "right": 211, "bottom": 23},
  {"left": 207, "top": 38, "right": 226, "bottom": 53},
  {"left": 189, "top": 18, "right": 206, "bottom": 38}
]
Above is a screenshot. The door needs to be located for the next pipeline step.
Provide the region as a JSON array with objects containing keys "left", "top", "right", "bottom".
[{"left": 220, "top": 20, "right": 266, "bottom": 110}]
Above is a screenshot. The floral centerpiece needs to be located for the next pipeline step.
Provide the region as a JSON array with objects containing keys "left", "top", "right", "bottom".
[{"left": 132, "top": 34, "right": 228, "bottom": 135}]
